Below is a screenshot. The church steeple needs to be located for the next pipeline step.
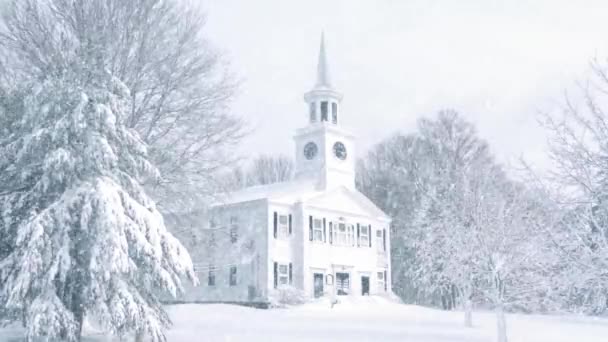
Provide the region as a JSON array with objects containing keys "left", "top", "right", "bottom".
[
  {"left": 295, "top": 34, "right": 355, "bottom": 190},
  {"left": 316, "top": 32, "right": 331, "bottom": 88},
  {"left": 304, "top": 33, "right": 343, "bottom": 126}
]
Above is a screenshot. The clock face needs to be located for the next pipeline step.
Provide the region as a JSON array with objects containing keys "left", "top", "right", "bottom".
[
  {"left": 304, "top": 142, "right": 318, "bottom": 160},
  {"left": 333, "top": 141, "right": 347, "bottom": 160}
]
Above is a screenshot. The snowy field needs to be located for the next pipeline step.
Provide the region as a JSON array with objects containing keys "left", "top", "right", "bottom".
[{"left": 2, "top": 296, "right": 608, "bottom": 341}]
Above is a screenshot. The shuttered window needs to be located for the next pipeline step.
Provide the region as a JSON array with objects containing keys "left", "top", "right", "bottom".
[
  {"left": 229, "top": 266, "right": 237, "bottom": 286},
  {"left": 229, "top": 216, "right": 238, "bottom": 243},
  {"left": 313, "top": 218, "right": 323, "bottom": 242},
  {"left": 278, "top": 214, "right": 289, "bottom": 238},
  {"left": 275, "top": 262, "right": 293, "bottom": 286},
  {"left": 377, "top": 271, "right": 384, "bottom": 292},
  {"left": 376, "top": 229, "right": 384, "bottom": 252},
  {"left": 208, "top": 266, "right": 216, "bottom": 286},
  {"left": 358, "top": 224, "right": 372, "bottom": 247}
]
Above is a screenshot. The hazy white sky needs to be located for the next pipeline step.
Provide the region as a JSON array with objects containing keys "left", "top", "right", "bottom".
[{"left": 202, "top": 0, "right": 608, "bottom": 169}]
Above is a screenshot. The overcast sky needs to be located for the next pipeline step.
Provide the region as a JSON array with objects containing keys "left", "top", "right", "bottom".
[{"left": 202, "top": 0, "right": 608, "bottom": 170}]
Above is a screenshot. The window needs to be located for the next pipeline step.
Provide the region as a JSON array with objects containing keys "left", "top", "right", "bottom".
[
  {"left": 321, "top": 101, "right": 328, "bottom": 121},
  {"left": 377, "top": 271, "right": 385, "bottom": 292},
  {"left": 229, "top": 266, "right": 237, "bottom": 286},
  {"left": 209, "top": 220, "right": 218, "bottom": 248},
  {"left": 209, "top": 231, "right": 217, "bottom": 249},
  {"left": 376, "top": 229, "right": 383, "bottom": 252},
  {"left": 208, "top": 266, "right": 216, "bottom": 286},
  {"left": 278, "top": 214, "right": 290, "bottom": 239},
  {"left": 360, "top": 225, "right": 370, "bottom": 247},
  {"left": 230, "top": 216, "right": 238, "bottom": 243},
  {"left": 337, "top": 223, "right": 347, "bottom": 245},
  {"left": 310, "top": 102, "right": 316, "bottom": 122},
  {"left": 331, "top": 103, "right": 338, "bottom": 124},
  {"left": 333, "top": 223, "right": 355, "bottom": 246},
  {"left": 313, "top": 218, "right": 323, "bottom": 242},
  {"left": 278, "top": 264, "right": 289, "bottom": 285}
]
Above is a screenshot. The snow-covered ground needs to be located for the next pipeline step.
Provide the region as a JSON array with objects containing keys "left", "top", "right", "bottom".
[{"left": 2, "top": 296, "right": 608, "bottom": 341}]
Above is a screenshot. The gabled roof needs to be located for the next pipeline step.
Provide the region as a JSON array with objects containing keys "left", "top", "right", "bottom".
[
  {"left": 212, "top": 179, "right": 391, "bottom": 222},
  {"left": 303, "top": 186, "right": 391, "bottom": 222}
]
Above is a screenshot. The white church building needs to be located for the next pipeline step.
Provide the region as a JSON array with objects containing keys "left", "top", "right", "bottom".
[{"left": 181, "top": 36, "right": 392, "bottom": 305}]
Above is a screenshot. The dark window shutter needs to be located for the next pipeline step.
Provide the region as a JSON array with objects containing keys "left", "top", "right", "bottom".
[
  {"left": 383, "top": 229, "right": 386, "bottom": 251},
  {"left": 356, "top": 223, "right": 360, "bottom": 247},
  {"left": 273, "top": 212, "right": 278, "bottom": 239},
  {"left": 274, "top": 262, "right": 278, "bottom": 288},
  {"left": 289, "top": 263, "right": 293, "bottom": 285},
  {"left": 309, "top": 216, "right": 313, "bottom": 241},
  {"left": 323, "top": 218, "right": 327, "bottom": 242},
  {"left": 369, "top": 225, "right": 373, "bottom": 248},
  {"left": 329, "top": 222, "right": 333, "bottom": 244},
  {"left": 384, "top": 270, "right": 388, "bottom": 291},
  {"left": 288, "top": 214, "right": 292, "bottom": 235}
]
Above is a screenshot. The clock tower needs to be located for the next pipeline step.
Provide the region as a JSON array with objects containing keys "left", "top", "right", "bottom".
[{"left": 294, "top": 34, "right": 356, "bottom": 190}]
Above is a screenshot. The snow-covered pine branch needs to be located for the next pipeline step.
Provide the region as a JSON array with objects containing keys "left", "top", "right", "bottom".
[{"left": 0, "top": 29, "right": 197, "bottom": 342}]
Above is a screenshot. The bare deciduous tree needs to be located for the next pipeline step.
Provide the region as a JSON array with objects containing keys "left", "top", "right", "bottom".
[
  {"left": 220, "top": 154, "right": 294, "bottom": 191},
  {"left": 0, "top": 0, "right": 245, "bottom": 213},
  {"left": 537, "top": 57, "right": 608, "bottom": 315}
]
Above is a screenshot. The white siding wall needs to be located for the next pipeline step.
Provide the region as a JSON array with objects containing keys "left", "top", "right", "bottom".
[
  {"left": 301, "top": 206, "right": 391, "bottom": 298},
  {"left": 267, "top": 203, "right": 298, "bottom": 293},
  {"left": 180, "top": 199, "right": 269, "bottom": 303}
]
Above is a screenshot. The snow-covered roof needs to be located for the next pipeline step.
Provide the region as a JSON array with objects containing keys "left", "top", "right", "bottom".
[
  {"left": 211, "top": 179, "right": 391, "bottom": 221},
  {"left": 211, "top": 179, "right": 320, "bottom": 206}
]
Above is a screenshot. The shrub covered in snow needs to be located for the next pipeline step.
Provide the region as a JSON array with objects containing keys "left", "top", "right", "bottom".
[{"left": 269, "top": 286, "right": 309, "bottom": 307}]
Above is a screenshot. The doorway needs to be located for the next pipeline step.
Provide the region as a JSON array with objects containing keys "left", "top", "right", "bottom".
[
  {"left": 336, "top": 272, "right": 350, "bottom": 295},
  {"left": 361, "top": 276, "right": 370, "bottom": 296},
  {"left": 313, "top": 273, "right": 324, "bottom": 298}
]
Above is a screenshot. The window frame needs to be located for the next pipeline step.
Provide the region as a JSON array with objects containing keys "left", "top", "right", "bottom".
[
  {"left": 333, "top": 222, "right": 354, "bottom": 246},
  {"left": 313, "top": 218, "right": 323, "bottom": 242},
  {"left": 337, "top": 223, "right": 347, "bottom": 245},
  {"left": 277, "top": 214, "right": 290, "bottom": 239},
  {"left": 377, "top": 271, "right": 385, "bottom": 292},
  {"left": 376, "top": 229, "right": 384, "bottom": 252},
  {"left": 359, "top": 224, "right": 370, "bottom": 247},
  {"left": 230, "top": 216, "right": 238, "bottom": 243},
  {"left": 208, "top": 266, "right": 216, "bottom": 286},
  {"left": 277, "top": 263, "right": 289, "bottom": 286},
  {"left": 229, "top": 266, "right": 237, "bottom": 286}
]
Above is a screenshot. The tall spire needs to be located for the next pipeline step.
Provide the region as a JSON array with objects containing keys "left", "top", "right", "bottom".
[{"left": 316, "top": 32, "right": 331, "bottom": 88}]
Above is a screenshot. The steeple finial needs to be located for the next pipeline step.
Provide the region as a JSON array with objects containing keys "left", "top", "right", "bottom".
[{"left": 316, "top": 32, "right": 331, "bottom": 88}]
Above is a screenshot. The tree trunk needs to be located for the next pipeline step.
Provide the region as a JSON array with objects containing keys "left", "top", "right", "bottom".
[
  {"left": 135, "top": 331, "right": 144, "bottom": 342},
  {"left": 464, "top": 298, "right": 473, "bottom": 328},
  {"left": 495, "top": 302, "right": 508, "bottom": 342}
]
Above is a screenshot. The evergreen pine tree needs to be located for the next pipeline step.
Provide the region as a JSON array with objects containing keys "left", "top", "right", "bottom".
[{"left": 0, "top": 67, "right": 197, "bottom": 341}]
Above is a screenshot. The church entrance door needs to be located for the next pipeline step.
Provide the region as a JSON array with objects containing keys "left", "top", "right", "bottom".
[
  {"left": 336, "top": 272, "right": 350, "bottom": 295},
  {"left": 313, "top": 273, "right": 324, "bottom": 298},
  {"left": 361, "top": 276, "right": 370, "bottom": 296}
]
